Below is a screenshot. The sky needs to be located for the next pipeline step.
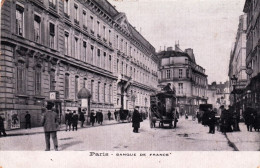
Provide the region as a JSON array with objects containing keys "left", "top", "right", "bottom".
[{"left": 107, "top": 0, "right": 246, "bottom": 84}]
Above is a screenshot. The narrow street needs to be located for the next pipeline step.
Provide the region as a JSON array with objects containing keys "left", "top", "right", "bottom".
[{"left": 0, "top": 117, "right": 236, "bottom": 151}]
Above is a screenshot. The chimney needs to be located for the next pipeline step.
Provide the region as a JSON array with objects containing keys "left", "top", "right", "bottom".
[
  {"left": 185, "top": 48, "right": 194, "bottom": 58},
  {"left": 167, "top": 47, "right": 173, "bottom": 51}
]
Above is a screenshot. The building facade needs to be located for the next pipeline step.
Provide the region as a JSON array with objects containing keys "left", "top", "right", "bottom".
[
  {"left": 228, "top": 14, "right": 247, "bottom": 112},
  {"left": 243, "top": 0, "right": 260, "bottom": 112},
  {"left": 157, "top": 45, "right": 208, "bottom": 115},
  {"left": 207, "top": 81, "right": 230, "bottom": 115},
  {"left": 0, "top": 0, "right": 158, "bottom": 129}
]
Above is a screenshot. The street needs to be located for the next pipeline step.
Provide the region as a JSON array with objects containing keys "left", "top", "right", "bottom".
[{"left": 2, "top": 117, "right": 255, "bottom": 151}]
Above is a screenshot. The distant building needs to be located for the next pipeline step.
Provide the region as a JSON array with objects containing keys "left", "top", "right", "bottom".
[
  {"left": 0, "top": 0, "right": 158, "bottom": 129},
  {"left": 228, "top": 14, "right": 247, "bottom": 112},
  {"left": 243, "top": 0, "right": 260, "bottom": 112},
  {"left": 157, "top": 44, "right": 208, "bottom": 115},
  {"left": 207, "top": 81, "right": 230, "bottom": 111}
]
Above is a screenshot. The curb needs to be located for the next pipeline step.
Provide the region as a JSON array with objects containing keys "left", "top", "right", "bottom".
[
  {"left": 224, "top": 133, "right": 239, "bottom": 151},
  {"left": 3, "top": 121, "right": 128, "bottom": 137}
]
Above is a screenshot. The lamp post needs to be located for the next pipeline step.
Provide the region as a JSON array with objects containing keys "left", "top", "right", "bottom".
[{"left": 230, "top": 74, "right": 239, "bottom": 131}]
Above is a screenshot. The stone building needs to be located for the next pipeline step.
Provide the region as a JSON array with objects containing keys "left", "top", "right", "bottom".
[
  {"left": 243, "top": 0, "right": 260, "bottom": 112},
  {"left": 0, "top": 0, "right": 158, "bottom": 129},
  {"left": 228, "top": 14, "right": 247, "bottom": 112},
  {"left": 207, "top": 81, "right": 230, "bottom": 114},
  {"left": 157, "top": 45, "right": 208, "bottom": 115}
]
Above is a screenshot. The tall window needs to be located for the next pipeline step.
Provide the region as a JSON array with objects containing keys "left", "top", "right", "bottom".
[
  {"left": 166, "top": 69, "right": 171, "bottom": 79},
  {"left": 83, "top": 10, "right": 87, "bottom": 27},
  {"left": 75, "top": 76, "right": 79, "bottom": 99},
  {"left": 35, "top": 66, "right": 41, "bottom": 95},
  {"left": 116, "top": 35, "right": 119, "bottom": 49},
  {"left": 117, "top": 59, "right": 119, "bottom": 73},
  {"left": 91, "top": 80, "right": 94, "bottom": 100},
  {"left": 103, "top": 52, "right": 106, "bottom": 69},
  {"left": 97, "top": 48, "right": 101, "bottom": 67},
  {"left": 108, "top": 30, "right": 111, "bottom": 42},
  {"left": 83, "top": 78, "right": 87, "bottom": 88},
  {"left": 34, "top": 15, "right": 41, "bottom": 43},
  {"left": 97, "top": 82, "right": 100, "bottom": 102},
  {"left": 50, "top": 70, "right": 55, "bottom": 91},
  {"left": 64, "top": 32, "right": 69, "bottom": 55},
  {"left": 49, "top": 23, "right": 55, "bottom": 49},
  {"left": 83, "top": 41, "right": 87, "bottom": 62},
  {"left": 109, "top": 84, "right": 112, "bottom": 103},
  {"left": 103, "top": 26, "right": 106, "bottom": 39},
  {"left": 97, "top": 21, "right": 100, "bottom": 35},
  {"left": 179, "top": 69, "right": 183, "bottom": 78},
  {"left": 104, "top": 83, "right": 106, "bottom": 103},
  {"left": 178, "top": 83, "right": 183, "bottom": 94},
  {"left": 17, "top": 61, "right": 26, "bottom": 94},
  {"left": 186, "top": 69, "right": 189, "bottom": 78},
  {"left": 64, "top": 0, "right": 69, "bottom": 15},
  {"left": 90, "top": 16, "right": 94, "bottom": 31},
  {"left": 91, "top": 45, "right": 94, "bottom": 64},
  {"left": 65, "top": 74, "right": 69, "bottom": 98},
  {"left": 109, "top": 55, "right": 112, "bottom": 71},
  {"left": 74, "top": 37, "right": 78, "bottom": 59},
  {"left": 16, "top": 4, "right": 24, "bottom": 36},
  {"left": 121, "top": 61, "right": 124, "bottom": 74},
  {"left": 74, "top": 4, "right": 79, "bottom": 22}
]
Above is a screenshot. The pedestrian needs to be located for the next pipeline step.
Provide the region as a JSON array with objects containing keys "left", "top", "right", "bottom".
[
  {"left": 65, "top": 110, "right": 73, "bottom": 131},
  {"left": 185, "top": 111, "right": 188, "bottom": 119},
  {"left": 72, "top": 111, "right": 78, "bottom": 131},
  {"left": 132, "top": 106, "right": 141, "bottom": 133},
  {"left": 208, "top": 108, "right": 215, "bottom": 134},
  {"left": 96, "top": 111, "right": 100, "bottom": 123},
  {"left": 0, "top": 115, "right": 7, "bottom": 137},
  {"left": 114, "top": 110, "right": 118, "bottom": 121},
  {"left": 100, "top": 110, "right": 103, "bottom": 125},
  {"left": 25, "top": 111, "right": 31, "bottom": 129},
  {"left": 41, "top": 106, "right": 59, "bottom": 151},
  {"left": 90, "top": 110, "right": 95, "bottom": 126},
  {"left": 79, "top": 111, "right": 85, "bottom": 128},
  {"left": 108, "top": 110, "right": 111, "bottom": 121}
]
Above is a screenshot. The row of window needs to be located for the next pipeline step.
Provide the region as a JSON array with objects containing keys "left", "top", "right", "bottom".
[
  {"left": 162, "top": 69, "right": 189, "bottom": 79},
  {"left": 16, "top": 3, "right": 57, "bottom": 49},
  {"left": 17, "top": 61, "right": 113, "bottom": 103},
  {"left": 64, "top": 32, "right": 113, "bottom": 71}
]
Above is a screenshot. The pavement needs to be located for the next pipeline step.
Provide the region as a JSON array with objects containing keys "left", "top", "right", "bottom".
[
  {"left": 0, "top": 117, "right": 259, "bottom": 151},
  {"left": 3, "top": 119, "right": 120, "bottom": 137},
  {"left": 225, "top": 122, "right": 260, "bottom": 151}
]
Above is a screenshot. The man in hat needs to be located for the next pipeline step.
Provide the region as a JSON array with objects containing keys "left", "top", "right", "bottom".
[
  {"left": 132, "top": 106, "right": 141, "bottom": 133},
  {"left": 41, "top": 107, "right": 59, "bottom": 151},
  {"left": 65, "top": 109, "right": 73, "bottom": 131}
]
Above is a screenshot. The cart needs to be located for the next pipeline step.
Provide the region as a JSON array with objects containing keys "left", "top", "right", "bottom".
[{"left": 149, "top": 90, "right": 178, "bottom": 129}]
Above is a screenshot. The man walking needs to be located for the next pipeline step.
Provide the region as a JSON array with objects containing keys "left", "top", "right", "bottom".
[
  {"left": 25, "top": 111, "right": 31, "bottom": 129},
  {"left": 72, "top": 111, "right": 79, "bottom": 131},
  {"left": 79, "top": 111, "right": 85, "bottom": 128},
  {"left": 132, "top": 107, "right": 141, "bottom": 133},
  {"left": 90, "top": 110, "right": 95, "bottom": 126},
  {"left": 41, "top": 106, "right": 59, "bottom": 151},
  {"left": 108, "top": 111, "right": 111, "bottom": 121}
]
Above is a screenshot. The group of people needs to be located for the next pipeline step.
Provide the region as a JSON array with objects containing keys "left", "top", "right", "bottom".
[
  {"left": 244, "top": 106, "right": 259, "bottom": 132},
  {"left": 65, "top": 110, "right": 85, "bottom": 131},
  {"left": 90, "top": 110, "right": 104, "bottom": 126}
]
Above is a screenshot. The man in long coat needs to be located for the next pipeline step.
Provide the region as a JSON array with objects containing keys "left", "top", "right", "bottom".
[
  {"left": 72, "top": 111, "right": 79, "bottom": 131},
  {"left": 132, "top": 107, "right": 141, "bottom": 133},
  {"left": 41, "top": 107, "right": 59, "bottom": 151}
]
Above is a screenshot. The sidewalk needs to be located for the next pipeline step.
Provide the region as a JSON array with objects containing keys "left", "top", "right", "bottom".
[
  {"left": 225, "top": 122, "right": 260, "bottom": 151},
  {"left": 5, "top": 119, "right": 121, "bottom": 137}
]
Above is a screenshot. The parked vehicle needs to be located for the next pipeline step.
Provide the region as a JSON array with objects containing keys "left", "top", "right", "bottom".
[{"left": 149, "top": 90, "right": 178, "bottom": 128}]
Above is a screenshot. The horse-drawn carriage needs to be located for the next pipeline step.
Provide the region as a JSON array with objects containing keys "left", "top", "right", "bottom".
[{"left": 149, "top": 90, "right": 178, "bottom": 128}]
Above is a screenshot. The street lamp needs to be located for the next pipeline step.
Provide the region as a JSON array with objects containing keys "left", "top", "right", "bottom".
[{"left": 230, "top": 74, "right": 239, "bottom": 131}]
